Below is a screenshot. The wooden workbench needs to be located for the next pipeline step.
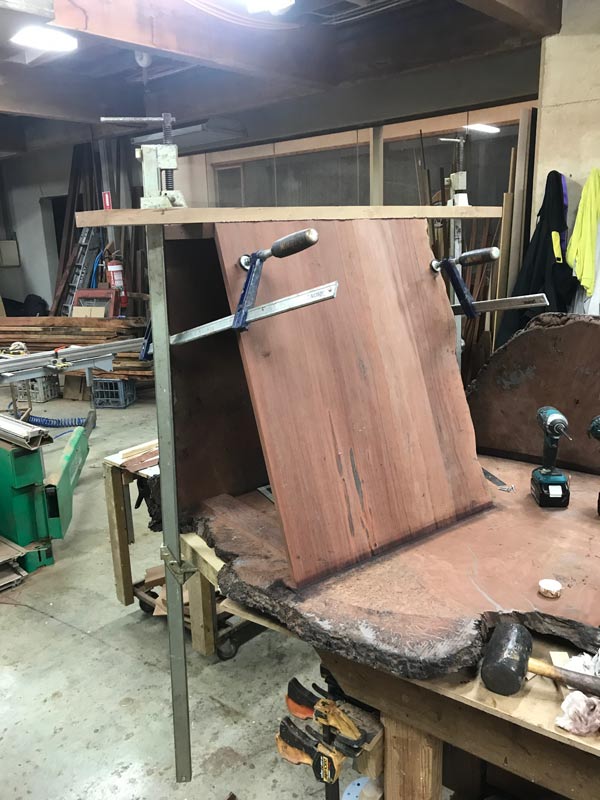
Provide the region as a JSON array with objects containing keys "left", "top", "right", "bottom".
[
  {"left": 103, "top": 443, "right": 600, "bottom": 798},
  {"left": 103, "top": 439, "right": 159, "bottom": 605},
  {"left": 320, "top": 649, "right": 600, "bottom": 799},
  {"left": 103, "top": 443, "right": 286, "bottom": 655}
]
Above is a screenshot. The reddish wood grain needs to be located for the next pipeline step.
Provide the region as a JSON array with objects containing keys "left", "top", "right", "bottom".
[
  {"left": 216, "top": 219, "right": 491, "bottom": 585},
  {"left": 208, "top": 457, "right": 600, "bottom": 678}
]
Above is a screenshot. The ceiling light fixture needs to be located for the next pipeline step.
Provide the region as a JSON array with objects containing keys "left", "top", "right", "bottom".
[
  {"left": 463, "top": 123, "right": 501, "bottom": 134},
  {"left": 246, "top": 0, "right": 294, "bottom": 14},
  {"left": 439, "top": 137, "right": 463, "bottom": 142},
  {"left": 10, "top": 25, "right": 78, "bottom": 53}
]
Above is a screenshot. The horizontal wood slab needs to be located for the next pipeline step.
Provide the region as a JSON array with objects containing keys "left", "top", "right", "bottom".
[
  {"left": 75, "top": 205, "right": 503, "bottom": 228},
  {"left": 0, "top": 317, "right": 145, "bottom": 328},
  {"left": 204, "top": 456, "right": 600, "bottom": 679}
]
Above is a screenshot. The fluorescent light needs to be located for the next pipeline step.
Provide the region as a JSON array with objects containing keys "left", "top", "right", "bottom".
[
  {"left": 439, "top": 137, "right": 463, "bottom": 142},
  {"left": 246, "top": 0, "right": 294, "bottom": 12},
  {"left": 10, "top": 25, "right": 78, "bottom": 53},
  {"left": 463, "top": 123, "right": 501, "bottom": 134}
]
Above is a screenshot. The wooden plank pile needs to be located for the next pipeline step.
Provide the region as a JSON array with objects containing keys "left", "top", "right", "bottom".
[{"left": 0, "top": 317, "right": 153, "bottom": 383}]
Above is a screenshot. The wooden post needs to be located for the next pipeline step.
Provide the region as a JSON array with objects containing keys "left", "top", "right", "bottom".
[
  {"left": 180, "top": 536, "right": 218, "bottom": 657},
  {"left": 382, "top": 713, "right": 443, "bottom": 800},
  {"left": 369, "top": 126, "right": 384, "bottom": 206},
  {"left": 491, "top": 191, "right": 514, "bottom": 348},
  {"left": 103, "top": 463, "right": 134, "bottom": 605},
  {"left": 186, "top": 569, "right": 217, "bottom": 657}
]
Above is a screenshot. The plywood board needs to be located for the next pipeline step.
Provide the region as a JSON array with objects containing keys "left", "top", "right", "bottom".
[
  {"left": 215, "top": 219, "right": 491, "bottom": 585},
  {"left": 166, "top": 238, "right": 268, "bottom": 518},
  {"left": 468, "top": 313, "right": 600, "bottom": 473},
  {"left": 204, "top": 456, "right": 600, "bottom": 680}
]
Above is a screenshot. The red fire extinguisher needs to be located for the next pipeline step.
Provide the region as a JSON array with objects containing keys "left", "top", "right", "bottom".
[{"left": 107, "top": 254, "right": 128, "bottom": 311}]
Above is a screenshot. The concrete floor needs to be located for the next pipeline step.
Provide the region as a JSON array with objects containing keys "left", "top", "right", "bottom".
[{"left": 0, "top": 393, "right": 329, "bottom": 800}]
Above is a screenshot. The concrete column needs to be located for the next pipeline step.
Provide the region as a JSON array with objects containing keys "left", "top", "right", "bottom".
[{"left": 533, "top": 0, "right": 600, "bottom": 228}]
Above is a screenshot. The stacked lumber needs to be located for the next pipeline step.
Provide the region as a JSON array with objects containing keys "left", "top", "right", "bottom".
[{"left": 0, "top": 317, "right": 153, "bottom": 383}]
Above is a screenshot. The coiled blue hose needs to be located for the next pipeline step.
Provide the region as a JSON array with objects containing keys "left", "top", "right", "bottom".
[
  {"left": 27, "top": 414, "right": 87, "bottom": 428},
  {"left": 7, "top": 403, "right": 87, "bottom": 428}
]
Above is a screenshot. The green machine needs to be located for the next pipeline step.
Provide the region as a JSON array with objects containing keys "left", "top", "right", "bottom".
[{"left": 0, "top": 412, "right": 94, "bottom": 572}]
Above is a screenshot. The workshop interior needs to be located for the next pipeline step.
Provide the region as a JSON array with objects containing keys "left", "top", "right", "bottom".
[{"left": 0, "top": 1, "right": 599, "bottom": 798}]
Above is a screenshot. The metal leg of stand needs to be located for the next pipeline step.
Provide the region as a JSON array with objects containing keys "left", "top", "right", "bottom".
[{"left": 145, "top": 224, "right": 192, "bottom": 783}]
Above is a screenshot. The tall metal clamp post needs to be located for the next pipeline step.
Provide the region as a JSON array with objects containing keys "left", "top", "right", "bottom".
[{"left": 141, "top": 219, "right": 338, "bottom": 783}]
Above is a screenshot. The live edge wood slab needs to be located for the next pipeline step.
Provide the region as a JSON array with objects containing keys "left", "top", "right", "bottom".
[
  {"left": 215, "top": 218, "right": 491, "bottom": 585},
  {"left": 469, "top": 313, "right": 600, "bottom": 474},
  {"left": 199, "top": 455, "right": 600, "bottom": 680}
]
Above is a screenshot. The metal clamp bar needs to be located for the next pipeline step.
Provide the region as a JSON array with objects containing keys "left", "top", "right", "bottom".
[
  {"left": 145, "top": 223, "right": 192, "bottom": 783},
  {"left": 450, "top": 293, "right": 549, "bottom": 316},
  {"left": 0, "top": 338, "right": 143, "bottom": 375},
  {"left": 100, "top": 116, "right": 173, "bottom": 125},
  {"left": 170, "top": 282, "right": 338, "bottom": 347}
]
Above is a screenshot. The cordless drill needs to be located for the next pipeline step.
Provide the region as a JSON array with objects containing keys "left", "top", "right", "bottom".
[
  {"left": 531, "top": 406, "right": 571, "bottom": 508},
  {"left": 587, "top": 415, "right": 600, "bottom": 515}
]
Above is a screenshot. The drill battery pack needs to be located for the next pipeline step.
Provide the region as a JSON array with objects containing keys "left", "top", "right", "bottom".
[{"left": 531, "top": 468, "right": 570, "bottom": 508}]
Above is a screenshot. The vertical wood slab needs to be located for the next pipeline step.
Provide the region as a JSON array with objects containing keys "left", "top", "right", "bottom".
[
  {"left": 216, "top": 219, "right": 491, "bottom": 585},
  {"left": 382, "top": 714, "right": 443, "bottom": 800},
  {"left": 468, "top": 314, "right": 600, "bottom": 473},
  {"left": 103, "top": 463, "right": 134, "bottom": 605}
]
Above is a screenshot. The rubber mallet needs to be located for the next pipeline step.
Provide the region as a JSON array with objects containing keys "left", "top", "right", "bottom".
[{"left": 481, "top": 622, "right": 600, "bottom": 697}]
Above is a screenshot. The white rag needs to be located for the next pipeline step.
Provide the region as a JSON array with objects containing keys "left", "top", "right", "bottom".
[{"left": 555, "top": 648, "right": 600, "bottom": 735}]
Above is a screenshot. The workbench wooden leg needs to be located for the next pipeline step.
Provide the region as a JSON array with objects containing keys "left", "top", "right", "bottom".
[
  {"left": 382, "top": 713, "right": 443, "bottom": 800},
  {"left": 104, "top": 463, "right": 134, "bottom": 606},
  {"left": 186, "top": 567, "right": 217, "bottom": 657}
]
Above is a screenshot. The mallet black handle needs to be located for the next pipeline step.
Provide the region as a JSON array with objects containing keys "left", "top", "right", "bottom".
[
  {"left": 269, "top": 228, "right": 319, "bottom": 259},
  {"left": 528, "top": 658, "right": 600, "bottom": 697},
  {"left": 457, "top": 247, "right": 500, "bottom": 267}
]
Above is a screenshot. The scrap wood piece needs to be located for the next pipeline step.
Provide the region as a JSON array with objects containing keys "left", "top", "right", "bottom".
[
  {"left": 468, "top": 313, "right": 600, "bottom": 473},
  {"left": 216, "top": 218, "right": 492, "bottom": 587},
  {"left": 200, "top": 456, "right": 600, "bottom": 681},
  {"left": 122, "top": 447, "right": 159, "bottom": 474},
  {"left": 200, "top": 493, "right": 293, "bottom": 588}
]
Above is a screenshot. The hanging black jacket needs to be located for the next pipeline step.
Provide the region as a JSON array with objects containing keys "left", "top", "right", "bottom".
[{"left": 497, "top": 170, "right": 580, "bottom": 347}]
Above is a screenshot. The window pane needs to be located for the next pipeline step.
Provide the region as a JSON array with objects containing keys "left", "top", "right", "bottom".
[
  {"left": 384, "top": 124, "right": 519, "bottom": 207},
  {"left": 275, "top": 146, "right": 369, "bottom": 206},
  {"left": 216, "top": 167, "right": 242, "bottom": 207},
  {"left": 466, "top": 124, "right": 518, "bottom": 205},
  {"left": 242, "top": 159, "right": 276, "bottom": 206}
]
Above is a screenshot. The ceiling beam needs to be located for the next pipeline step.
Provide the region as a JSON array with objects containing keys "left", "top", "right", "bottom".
[
  {"left": 146, "top": 1, "right": 539, "bottom": 125},
  {"left": 456, "top": 0, "right": 562, "bottom": 36},
  {"left": 51, "top": 0, "right": 332, "bottom": 87},
  {"left": 0, "top": 62, "right": 145, "bottom": 123}
]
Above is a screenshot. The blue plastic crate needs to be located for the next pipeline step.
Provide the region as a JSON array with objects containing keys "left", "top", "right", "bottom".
[{"left": 92, "top": 378, "right": 136, "bottom": 409}]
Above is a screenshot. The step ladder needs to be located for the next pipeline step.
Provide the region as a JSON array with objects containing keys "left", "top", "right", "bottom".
[{"left": 60, "top": 227, "right": 102, "bottom": 317}]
